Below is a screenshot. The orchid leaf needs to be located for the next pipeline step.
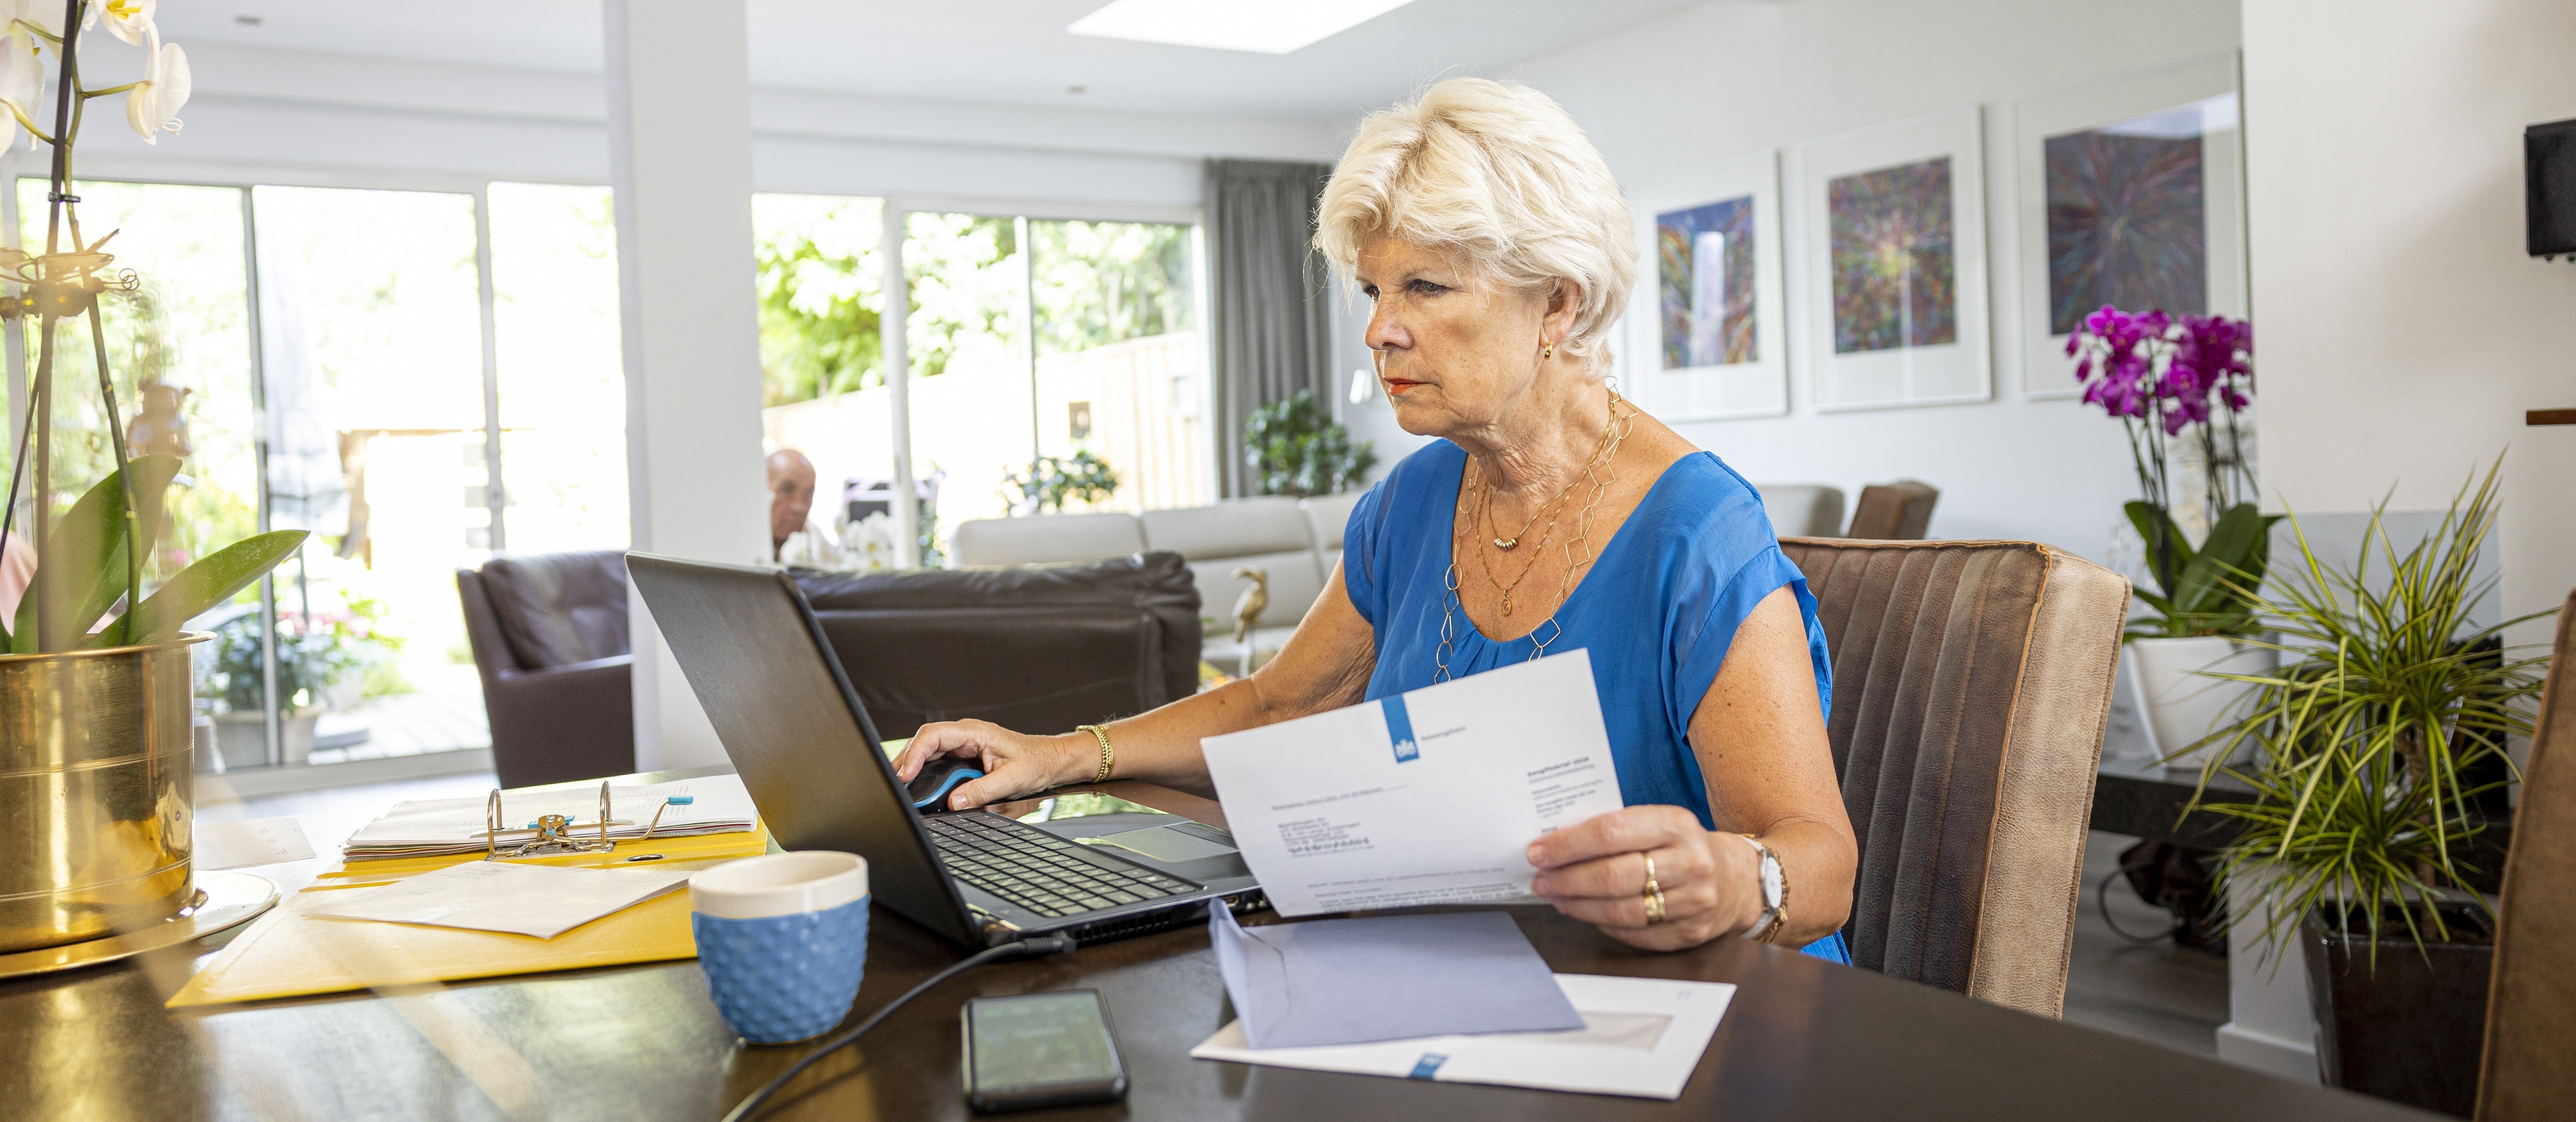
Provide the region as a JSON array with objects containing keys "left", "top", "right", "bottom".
[
  {"left": 12, "top": 455, "right": 182, "bottom": 652},
  {"left": 2124, "top": 500, "right": 2194, "bottom": 599},
  {"left": 68, "top": 455, "right": 182, "bottom": 645},
  {"left": 2173, "top": 503, "right": 2272, "bottom": 616},
  {"left": 94, "top": 529, "right": 309, "bottom": 648}
]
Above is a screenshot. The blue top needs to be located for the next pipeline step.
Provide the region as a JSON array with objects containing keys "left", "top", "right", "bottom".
[{"left": 1340, "top": 441, "right": 1848, "bottom": 964}]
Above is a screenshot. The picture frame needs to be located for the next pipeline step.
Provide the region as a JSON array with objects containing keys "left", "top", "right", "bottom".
[
  {"left": 1794, "top": 106, "right": 1991, "bottom": 413},
  {"left": 1624, "top": 149, "right": 1788, "bottom": 421},
  {"left": 2010, "top": 52, "right": 2245, "bottom": 400}
]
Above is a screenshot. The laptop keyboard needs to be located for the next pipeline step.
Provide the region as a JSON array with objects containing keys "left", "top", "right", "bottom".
[{"left": 926, "top": 813, "right": 1201, "bottom": 919}]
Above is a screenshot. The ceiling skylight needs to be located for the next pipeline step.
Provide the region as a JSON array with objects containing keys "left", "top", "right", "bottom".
[{"left": 1068, "top": 0, "right": 1420, "bottom": 55}]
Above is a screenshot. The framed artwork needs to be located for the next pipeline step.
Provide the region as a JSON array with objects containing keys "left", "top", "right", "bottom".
[
  {"left": 1625, "top": 150, "right": 1788, "bottom": 420},
  {"left": 2011, "top": 52, "right": 2245, "bottom": 400},
  {"left": 1794, "top": 106, "right": 1991, "bottom": 412}
]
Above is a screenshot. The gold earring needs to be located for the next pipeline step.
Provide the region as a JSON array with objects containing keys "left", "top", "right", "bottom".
[{"left": 1541, "top": 340, "right": 1555, "bottom": 361}]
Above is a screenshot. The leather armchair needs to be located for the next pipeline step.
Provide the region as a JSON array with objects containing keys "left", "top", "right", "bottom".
[
  {"left": 793, "top": 551, "right": 1201, "bottom": 741},
  {"left": 457, "top": 551, "right": 636, "bottom": 788}
]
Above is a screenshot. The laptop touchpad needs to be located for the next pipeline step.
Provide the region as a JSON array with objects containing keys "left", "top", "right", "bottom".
[{"left": 1076, "top": 825, "right": 1237, "bottom": 864}]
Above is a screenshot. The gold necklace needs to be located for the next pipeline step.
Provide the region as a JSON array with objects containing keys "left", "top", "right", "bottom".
[
  {"left": 1470, "top": 396, "right": 1629, "bottom": 615},
  {"left": 1478, "top": 412, "right": 1618, "bottom": 550},
  {"left": 1434, "top": 388, "right": 1634, "bottom": 681}
]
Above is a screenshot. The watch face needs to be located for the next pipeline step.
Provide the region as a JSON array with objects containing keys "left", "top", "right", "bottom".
[{"left": 1758, "top": 853, "right": 1786, "bottom": 909}]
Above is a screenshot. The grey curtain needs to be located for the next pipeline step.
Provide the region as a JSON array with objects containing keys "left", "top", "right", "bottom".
[{"left": 1206, "top": 158, "right": 1334, "bottom": 498}]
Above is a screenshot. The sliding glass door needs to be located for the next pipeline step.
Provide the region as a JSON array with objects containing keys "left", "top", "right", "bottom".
[
  {"left": 751, "top": 196, "right": 1208, "bottom": 566},
  {"left": 9, "top": 176, "right": 630, "bottom": 776}
]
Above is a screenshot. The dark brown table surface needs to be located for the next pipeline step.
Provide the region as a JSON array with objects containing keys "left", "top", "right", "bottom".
[{"left": 3, "top": 774, "right": 2437, "bottom": 1121}]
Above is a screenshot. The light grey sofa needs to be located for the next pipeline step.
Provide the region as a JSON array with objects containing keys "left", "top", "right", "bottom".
[
  {"left": 951, "top": 496, "right": 1358, "bottom": 673},
  {"left": 1756, "top": 484, "right": 1847, "bottom": 538},
  {"left": 950, "top": 481, "right": 1894, "bottom": 673}
]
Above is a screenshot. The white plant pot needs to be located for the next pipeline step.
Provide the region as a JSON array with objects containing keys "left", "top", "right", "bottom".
[
  {"left": 208, "top": 707, "right": 325, "bottom": 769},
  {"left": 2126, "top": 635, "right": 2276, "bottom": 771}
]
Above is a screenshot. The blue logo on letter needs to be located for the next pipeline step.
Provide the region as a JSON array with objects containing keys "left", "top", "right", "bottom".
[{"left": 1382, "top": 695, "right": 1419, "bottom": 763}]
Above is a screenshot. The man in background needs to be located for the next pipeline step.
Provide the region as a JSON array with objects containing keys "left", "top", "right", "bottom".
[{"left": 768, "top": 448, "right": 844, "bottom": 568}]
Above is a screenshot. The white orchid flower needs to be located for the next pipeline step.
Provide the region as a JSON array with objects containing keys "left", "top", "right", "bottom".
[
  {"left": 92, "top": 0, "right": 152, "bottom": 46},
  {"left": 2, "top": 0, "right": 58, "bottom": 42},
  {"left": 0, "top": 27, "right": 40, "bottom": 145},
  {"left": 123, "top": 38, "right": 182, "bottom": 143}
]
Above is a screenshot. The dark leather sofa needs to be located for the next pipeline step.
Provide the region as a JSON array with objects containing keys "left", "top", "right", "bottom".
[
  {"left": 792, "top": 551, "right": 1202, "bottom": 741},
  {"left": 459, "top": 550, "right": 1203, "bottom": 787},
  {"left": 457, "top": 550, "right": 637, "bottom": 788}
]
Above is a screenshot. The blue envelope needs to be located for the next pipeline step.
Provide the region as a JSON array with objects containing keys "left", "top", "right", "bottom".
[{"left": 1208, "top": 906, "right": 1586, "bottom": 1049}]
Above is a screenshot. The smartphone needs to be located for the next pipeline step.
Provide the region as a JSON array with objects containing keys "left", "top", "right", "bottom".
[{"left": 961, "top": 990, "right": 1128, "bottom": 1113}]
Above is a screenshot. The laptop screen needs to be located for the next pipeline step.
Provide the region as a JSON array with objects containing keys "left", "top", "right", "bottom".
[{"left": 626, "top": 552, "right": 979, "bottom": 945}]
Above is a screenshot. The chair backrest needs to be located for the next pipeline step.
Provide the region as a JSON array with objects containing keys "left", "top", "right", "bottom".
[
  {"left": 2476, "top": 587, "right": 2576, "bottom": 1122},
  {"left": 1846, "top": 480, "right": 1940, "bottom": 539},
  {"left": 1755, "top": 483, "right": 1848, "bottom": 538},
  {"left": 1301, "top": 491, "right": 1366, "bottom": 554},
  {"left": 1140, "top": 497, "right": 1324, "bottom": 631},
  {"left": 1779, "top": 538, "right": 2128, "bottom": 1017},
  {"left": 949, "top": 512, "right": 1146, "bottom": 568},
  {"left": 473, "top": 550, "right": 631, "bottom": 668}
]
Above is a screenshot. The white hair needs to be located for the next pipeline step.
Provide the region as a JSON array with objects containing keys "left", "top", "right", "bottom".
[{"left": 1315, "top": 77, "right": 1635, "bottom": 358}]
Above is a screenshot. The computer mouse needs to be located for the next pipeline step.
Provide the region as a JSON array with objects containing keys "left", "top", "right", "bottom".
[{"left": 906, "top": 756, "right": 985, "bottom": 809}]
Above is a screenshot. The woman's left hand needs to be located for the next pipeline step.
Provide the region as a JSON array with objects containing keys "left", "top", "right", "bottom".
[{"left": 1528, "top": 806, "right": 1760, "bottom": 951}]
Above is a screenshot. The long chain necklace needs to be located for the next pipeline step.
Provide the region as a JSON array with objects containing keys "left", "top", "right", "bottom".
[{"left": 1434, "top": 387, "right": 1633, "bottom": 682}]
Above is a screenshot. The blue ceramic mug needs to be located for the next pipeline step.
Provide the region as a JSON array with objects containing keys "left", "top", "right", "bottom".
[{"left": 690, "top": 851, "right": 871, "bottom": 1044}]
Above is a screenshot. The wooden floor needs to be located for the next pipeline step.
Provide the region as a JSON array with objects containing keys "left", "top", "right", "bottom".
[{"left": 308, "top": 664, "right": 492, "bottom": 766}]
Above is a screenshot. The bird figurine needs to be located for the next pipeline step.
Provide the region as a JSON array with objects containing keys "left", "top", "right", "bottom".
[{"left": 1230, "top": 566, "right": 1269, "bottom": 646}]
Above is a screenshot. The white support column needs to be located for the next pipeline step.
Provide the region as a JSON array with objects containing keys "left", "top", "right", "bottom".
[
  {"left": 881, "top": 203, "right": 918, "bottom": 568},
  {"left": 604, "top": 0, "right": 770, "bottom": 770}
]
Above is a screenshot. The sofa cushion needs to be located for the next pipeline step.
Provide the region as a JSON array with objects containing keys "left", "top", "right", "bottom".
[
  {"left": 1140, "top": 498, "right": 1324, "bottom": 630},
  {"left": 1754, "top": 483, "right": 1847, "bottom": 538},
  {"left": 477, "top": 550, "right": 632, "bottom": 669},
  {"left": 950, "top": 512, "right": 1146, "bottom": 568},
  {"left": 1301, "top": 492, "right": 1365, "bottom": 553}
]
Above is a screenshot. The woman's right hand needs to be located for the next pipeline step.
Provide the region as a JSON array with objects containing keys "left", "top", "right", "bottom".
[{"left": 892, "top": 719, "right": 1091, "bottom": 810}]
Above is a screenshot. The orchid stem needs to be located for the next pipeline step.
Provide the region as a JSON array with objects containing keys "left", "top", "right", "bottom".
[{"left": 79, "top": 80, "right": 139, "bottom": 98}]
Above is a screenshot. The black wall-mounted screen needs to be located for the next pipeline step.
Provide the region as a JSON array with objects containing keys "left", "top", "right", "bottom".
[{"left": 2530, "top": 118, "right": 2576, "bottom": 257}]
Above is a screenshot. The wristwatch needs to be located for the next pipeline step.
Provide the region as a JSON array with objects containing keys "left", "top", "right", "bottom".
[{"left": 1738, "top": 834, "right": 1788, "bottom": 944}]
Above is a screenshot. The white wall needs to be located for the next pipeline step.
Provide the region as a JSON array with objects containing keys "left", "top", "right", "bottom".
[
  {"left": 2243, "top": 0, "right": 2576, "bottom": 647},
  {"left": 1334, "top": 0, "right": 2241, "bottom": 562}
]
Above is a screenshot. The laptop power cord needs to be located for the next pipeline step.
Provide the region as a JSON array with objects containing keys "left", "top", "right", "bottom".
[{"left": 720, "top": 932, "right": 1081, "bottom": 1122}]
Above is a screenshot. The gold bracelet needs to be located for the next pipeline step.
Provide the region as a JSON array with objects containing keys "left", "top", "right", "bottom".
[{"left": 1076, "top": 724, "right": 1115, "bottom": 784}]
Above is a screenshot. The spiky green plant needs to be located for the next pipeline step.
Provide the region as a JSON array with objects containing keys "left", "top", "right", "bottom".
[{"left": 2188, "top": 461, "right": 2552, "bottom": 962}]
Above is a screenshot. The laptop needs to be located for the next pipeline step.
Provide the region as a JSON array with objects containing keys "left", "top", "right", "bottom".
[{"left": 626, "top": 552, "right": 1264, "bottom": 948}]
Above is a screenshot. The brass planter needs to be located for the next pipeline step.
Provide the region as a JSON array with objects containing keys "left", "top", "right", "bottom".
[{"left": 0, "top": 633, "right": 208, "bottom": 954}]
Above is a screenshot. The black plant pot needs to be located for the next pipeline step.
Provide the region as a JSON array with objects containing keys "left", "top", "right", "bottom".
[{"left": 2302, "top": 900, "right": 2494, "bottom": 1118}]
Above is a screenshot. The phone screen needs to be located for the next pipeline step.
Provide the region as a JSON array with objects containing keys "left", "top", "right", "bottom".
[{"left": 969, "top": 992, "right": 1121, "bottom": 1091}]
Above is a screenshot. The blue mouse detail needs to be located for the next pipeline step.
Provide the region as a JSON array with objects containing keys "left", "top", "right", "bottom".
[{"left": 905, "top": 757, "right": 985, "bottom": 809}]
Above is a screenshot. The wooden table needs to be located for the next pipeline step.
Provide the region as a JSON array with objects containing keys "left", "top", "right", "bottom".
[{"left": 0, "top": 777, "right": 2439, "bottom": 1121}]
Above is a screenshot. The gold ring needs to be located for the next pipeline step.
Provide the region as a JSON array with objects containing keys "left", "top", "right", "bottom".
[{"left": 1640, "top": 853, "right": 1666, "bottom": 924}]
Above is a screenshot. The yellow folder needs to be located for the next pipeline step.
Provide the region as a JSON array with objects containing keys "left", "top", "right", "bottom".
[{"left": 166, "top": 824, "right": 774, "bottom": 1008}]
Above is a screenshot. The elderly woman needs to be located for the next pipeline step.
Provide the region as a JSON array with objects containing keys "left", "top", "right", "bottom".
[{"left": 898, "top": 77, "right": 1856, "bottom": 959}]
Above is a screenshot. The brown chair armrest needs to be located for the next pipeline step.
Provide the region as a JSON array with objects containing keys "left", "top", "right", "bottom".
[{"left": 485, "top": 654, "right": 634, "bottom": 788}]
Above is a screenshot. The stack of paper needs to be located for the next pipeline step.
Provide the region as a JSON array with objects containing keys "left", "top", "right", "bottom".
[
  {"left": 305, "top": 861, "right": 700, "bottom": 939},
  {"left": 1192, "top": 973, "right": 1735, "bottom": 1101},
  {"left": 340, "top": 775, "right": 757, "bottom": 861}
]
